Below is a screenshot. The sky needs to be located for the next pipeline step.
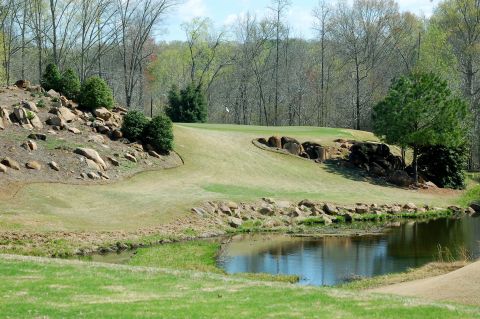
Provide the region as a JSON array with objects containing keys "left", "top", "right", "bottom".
[{"left": 160, "top": 0, "right": 439, "bottom": 42}]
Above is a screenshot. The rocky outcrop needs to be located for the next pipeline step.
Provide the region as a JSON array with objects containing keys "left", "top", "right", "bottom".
[
  {"left": 191, "top": 198, "right": 469, "bottom": 230},
  {"left": 74, "top": 148, "right": 107, "bottom": 170}
]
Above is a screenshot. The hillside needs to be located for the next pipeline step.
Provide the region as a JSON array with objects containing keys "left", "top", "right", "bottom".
[{"left": 0, "top": 122, "right": 460, "bottom": 233}]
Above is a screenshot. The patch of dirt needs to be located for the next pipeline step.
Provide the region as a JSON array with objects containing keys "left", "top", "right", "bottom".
[
  {"left": 0, "top": 85, "right": 182, "bottom": 186},
  {"left": 370, "top": 260, "right": 480, "bottom": 306}
]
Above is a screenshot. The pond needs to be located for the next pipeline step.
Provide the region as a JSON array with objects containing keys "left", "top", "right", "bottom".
[{"left": 217, "top": 217, "right": 480, "bottom": 286}]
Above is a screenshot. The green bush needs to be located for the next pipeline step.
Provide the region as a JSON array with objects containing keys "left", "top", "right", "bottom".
[
  {"left": 37, "top": 99, "right": 46, "bottom": 108},
  {"left": 41, "top": 63, "right": 62, "bottom": 92},
  {"left": 143, "top": 114, "right": 174, "bottom": 153},
  {"left": 79, "top": 76, "right": 114, "bottom": 110},
  {"left": 166, "top": 83, "right": 207, "bottom": 123},
  {"left": 60, "top": 68, "right": 81, "bottom": 100},
  {"left": 121, "top": 111, "right": 149, "bottom": 142},
  {"left": 418, "top": 145, "right": 468, "bottom": 189}
]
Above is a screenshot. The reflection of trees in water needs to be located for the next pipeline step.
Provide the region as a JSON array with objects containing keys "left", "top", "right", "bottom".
[
  {"left": 386, "top": 218, "right": 480, "bottom": 259},
  {"left": 222, "top": 218, "right": 480, "bottom": 285}
]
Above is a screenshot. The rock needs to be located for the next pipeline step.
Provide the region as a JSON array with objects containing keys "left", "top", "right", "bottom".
[
  {"left": 74, "top": 148, "right": 107, "bottom": 170},
  {"left": 298, "top": 199, "right": 315, "bottom": 208},
  {"left": 86, "top": 159, "right": 101, "bottom": 171},
  {"left": 13, "top": 107, "right": 30, "bottom": 125},
  {"left": 94, "top": 107, "right": 112, "bottom": 121},
  {"left": 448, "top": 205, "right": 463, "bottom": 213},
  {"left": 321, "top": 214, "right": 333, "bottom": 225},
  {"left": 48, "top": 161, "right": 60, "bottom": 171},
  {"left": 111, "top": 129, "right": 123, "bottom": 139},
  {"left": 355, "top": 205, "right": 370, "bottom": 214},
  {"left": 289, "top": 207, "right": 304, "bottom": 217},
  {"left": 26, "top": 85, "right": 42, "bottom": 94},
  {"left": 323, "top": 203, "right": 338, "bottom": 215},
  {"left": 259, "top": 206, "right": 275, "bottom": 216},
  {"left": 257, "top": 138, "right": 268, "bottom": 145},
  {"left": 1, "top": 157, "right": 20, "bottom": 170},
  {"left": 267, "top": 136, "right": 282, "bottom": 148},
  {"left": 148, "top": 150, "right": 162, "bottom": 158},
  {"left": 124, "top": 153, "right": 137, "bottom": 163},
  {"left": 56, "top": 107, "right": 76, "bottom": 122},
  {"left": 226, "top": 201, "right": 238, "bottom": 210},
  {"left": 0, "top": 163, "right": 7, "bottom": 173},
  {"left": 68, "top": 127, "right": 81, "bottom": 134},
  {"left": 21, "top": 140, "right": 37, "bottom": 151},
  {"left": 388, "top": 170, "right": 414, "bottom": 187},
  {"left": 404, "top": 203, "right": 417, "bottom": 210},
  {"left": 107, "top": 156, "right": 120, "bottom": 167},
  {"left": 22, "top": 101, "right": 38, "bottom": 113},
  {"left": 469, "top": 203, "right": 480, "bottom": 213},
  {"left": 29, "top": 114, "right": 43, "bottom": 129},
  {"left": 87, "top": 171, "right": 100, "bottom": 180},
  {"left": 0, "top": 107, "right": 11, "bottom": 129},
  {"left": 192, "top": 207, "right": 208, "bottom": 218},
  {"left": 28, "top": 133, "right": 47, "bottom": 141},
  {"left": 88, "top": 134, "right": 105, "bottom": 144},
  {"left": 283, "top": 141, "right": 302, "bottom": 155},
  {"left": 25, "top": 161, "right": 41, "bottom": 170},
  {"left": 47, "top": 89, "right": 60, "bottom": 98},
  {"left": 281, "top": 136, "right": 301, "bottom": 148},
  {"left": 15, "top": 80, "right": 30, "bottom": 89},
  {"left": 99, "top": 171, "right": 110, "bottom": 180},
  {"left": 228, "top": 217, "right": 243, "bottom": 228},
  {"left": 46, "top": 115, "right": 66, "bottom": 128},
  {"left": 263, "top": 197, "right": 276, "bottom": 205}
]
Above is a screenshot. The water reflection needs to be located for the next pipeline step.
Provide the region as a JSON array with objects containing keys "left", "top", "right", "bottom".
[{"left": 218, "top": 217, "right": 480, "bottom": 286}]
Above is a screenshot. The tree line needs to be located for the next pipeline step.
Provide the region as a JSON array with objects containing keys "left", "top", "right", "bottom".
[{"left": 0, "top": 0, "right": 479, "bottom": 168}]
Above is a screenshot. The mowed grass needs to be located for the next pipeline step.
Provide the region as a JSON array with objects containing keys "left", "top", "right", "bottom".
[
  {"left": 0, "top": 124, "right": 462, "bottom": 232},
  {"left": 1, "top": 255, "right": 479, "bottom": 319}
]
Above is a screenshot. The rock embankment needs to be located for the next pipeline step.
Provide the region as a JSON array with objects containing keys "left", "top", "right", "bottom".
[
  {"left": 0, "top": 81, "right": 182, "bottom": 184},
  {"left": 192, "top": 198, "right": 476, "bottom": 230}
]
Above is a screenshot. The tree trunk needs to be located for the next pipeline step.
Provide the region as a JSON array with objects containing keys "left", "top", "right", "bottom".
[
  {"left": 413, "top": 147, "right": 419, "bottom": 185},
  {"left": 355, "top": 63, "right": 361, "bottom": 130}
]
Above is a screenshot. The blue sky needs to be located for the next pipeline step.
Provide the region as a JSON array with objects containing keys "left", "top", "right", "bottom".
[{"left": 160, "top": 0, "right": 439, "bottom": 42}]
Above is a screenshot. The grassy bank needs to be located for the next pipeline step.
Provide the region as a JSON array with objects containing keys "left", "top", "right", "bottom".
[
  {"left": 1, "top": 254, "right": 479, "bottom": 318},
  {"left": 128, "top": 241, "right": 299, "bottom": 283}
]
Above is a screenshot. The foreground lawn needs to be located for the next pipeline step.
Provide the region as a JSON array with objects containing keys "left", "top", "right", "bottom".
[{"left": 0, "top": 255, "right": 479, "bottom": 319}]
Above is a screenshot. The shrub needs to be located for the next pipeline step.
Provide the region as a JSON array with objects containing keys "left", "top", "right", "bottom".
[
  {"left": 79, "top": 76, "right": 114, "bottom": 110},
  {"left": 41, "top": 63, "right": 62, "bottom": 92},
  {"left": 418, "top": 145, "right": 468, "bottom": 189},
  {"left": 60, "top": 68, "right": 81, "bottom": 100},
  {"left": 143, "top": 114, "right": 174, "bottom": 153},
  {"left": 121, "top": 111, "right": 149, "bottom": 142},
  {"left": 166, "top": 83, "right": 207, "bottom": 123},
  {"left": 37, "top": 99, "right": 46, "bottom": 108}
]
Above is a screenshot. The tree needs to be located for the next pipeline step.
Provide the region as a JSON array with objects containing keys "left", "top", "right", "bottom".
[
  {"left": 60, "top": 68, "right": 81, "bottom": 100},
  {"left": 166, "top": 83, "right": 207, "bottom": 123},
  {"left": 373, "top": 72, "right": 469, "bottom": 183},
  {"left": 143, "top": 114, "right": 174, "bottom": 153},
  {"left": 79, "top": 76, "right": 114, "bottom": 110},
  {"left": 41, "top": 63, "right": 62, "bottom": 91}
]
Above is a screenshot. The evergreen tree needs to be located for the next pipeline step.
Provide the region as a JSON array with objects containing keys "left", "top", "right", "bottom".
[
  {"left": 166, "top": 83, "right": 207, "bottom": 123},
  {"left": 79, "top": 76, "right": 114, "bottom": 110},
  {"left": 41, "top": 63, "right": 62, "bottom": 92},
  {"left": 373, "top": 72, "right": 469, "bottom": 184},
  {"left": 60, "top": 68, "right": 81, "bottom": 100}
]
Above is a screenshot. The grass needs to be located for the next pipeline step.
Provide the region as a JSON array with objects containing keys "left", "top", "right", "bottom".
[
  {"left": 1, "top": 254, "right": 479, "bottom": 318},
  {"left": 0, "top": 124, "right": 462, "bottom": 233},
  {"left": 128, "top": 241, "right": 299, "bottom": 283}
]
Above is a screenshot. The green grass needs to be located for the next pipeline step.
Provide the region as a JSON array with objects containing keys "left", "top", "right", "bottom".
[
  {"left": 0, "top": 124, "right": 462, "bottom": 233},
  {"left": 128, "top": 241, "right": 299, "bottom": 283},
  {"left": 129, "top": 241, "right": 223, "bottom": 273},
  {"left": 0, "top": 255, "right": 478, "bottom": 318}
]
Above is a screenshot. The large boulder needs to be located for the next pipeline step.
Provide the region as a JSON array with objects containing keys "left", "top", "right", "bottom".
[
  {"left": 283, "top": 141, "right": 302, "bottom": 156},
  {"left": 13, "top": 107, "right": 30, "bottom": 125},
  {"left": 388, "top": 170, "right": 414, "bottom": 187},
  {"left": 1, "top": 157, "right": 20, "bottom": 170},
  {"left": 94, "top": 107, "right": 112, "bottom": 121},
  {"left": 29, "top": 113, "right": 43, "bottom": 129},
  {"left": 22, "top": 101, "right": 38, "bottom": 113},
  {"left": 0, "top": 107, "right": 11, "bottom": 129},
  {"left": 25, "top": 161, "right": 41, "bottom": 170},
  {"left": 15, "top": 80, "right": 30, "bottom": 89},
  {"left": 74, "top": 148, "right": 107, "bottom": 170},
  {"left": 267, "top": 136, "right": 282, "bottom": 148},
  {"left": 281, "top": 136, "right": 300, "bottom": 148},
  {"left": 46, "top": 115, "right": 66, "bottom": 128},
  {"left": 57, "top": 107, "right": 76, "bottom": 122}
]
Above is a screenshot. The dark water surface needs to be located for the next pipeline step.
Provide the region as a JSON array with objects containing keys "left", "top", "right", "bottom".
[{"left": 217, "top": 217, "right": 480, "bottom": 286}]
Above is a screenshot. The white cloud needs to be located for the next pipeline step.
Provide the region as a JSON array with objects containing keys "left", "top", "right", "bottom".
[{"left": 177, "top": 0, "right": 208, "bottom": 21}]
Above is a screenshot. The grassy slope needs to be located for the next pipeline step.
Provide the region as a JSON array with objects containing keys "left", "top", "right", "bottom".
[
  {"left": 1, "top": 255, "right": 479, "bottom": 319},
  {"left": 0, "top": 124, "right": 460, "bottom": 232}
]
